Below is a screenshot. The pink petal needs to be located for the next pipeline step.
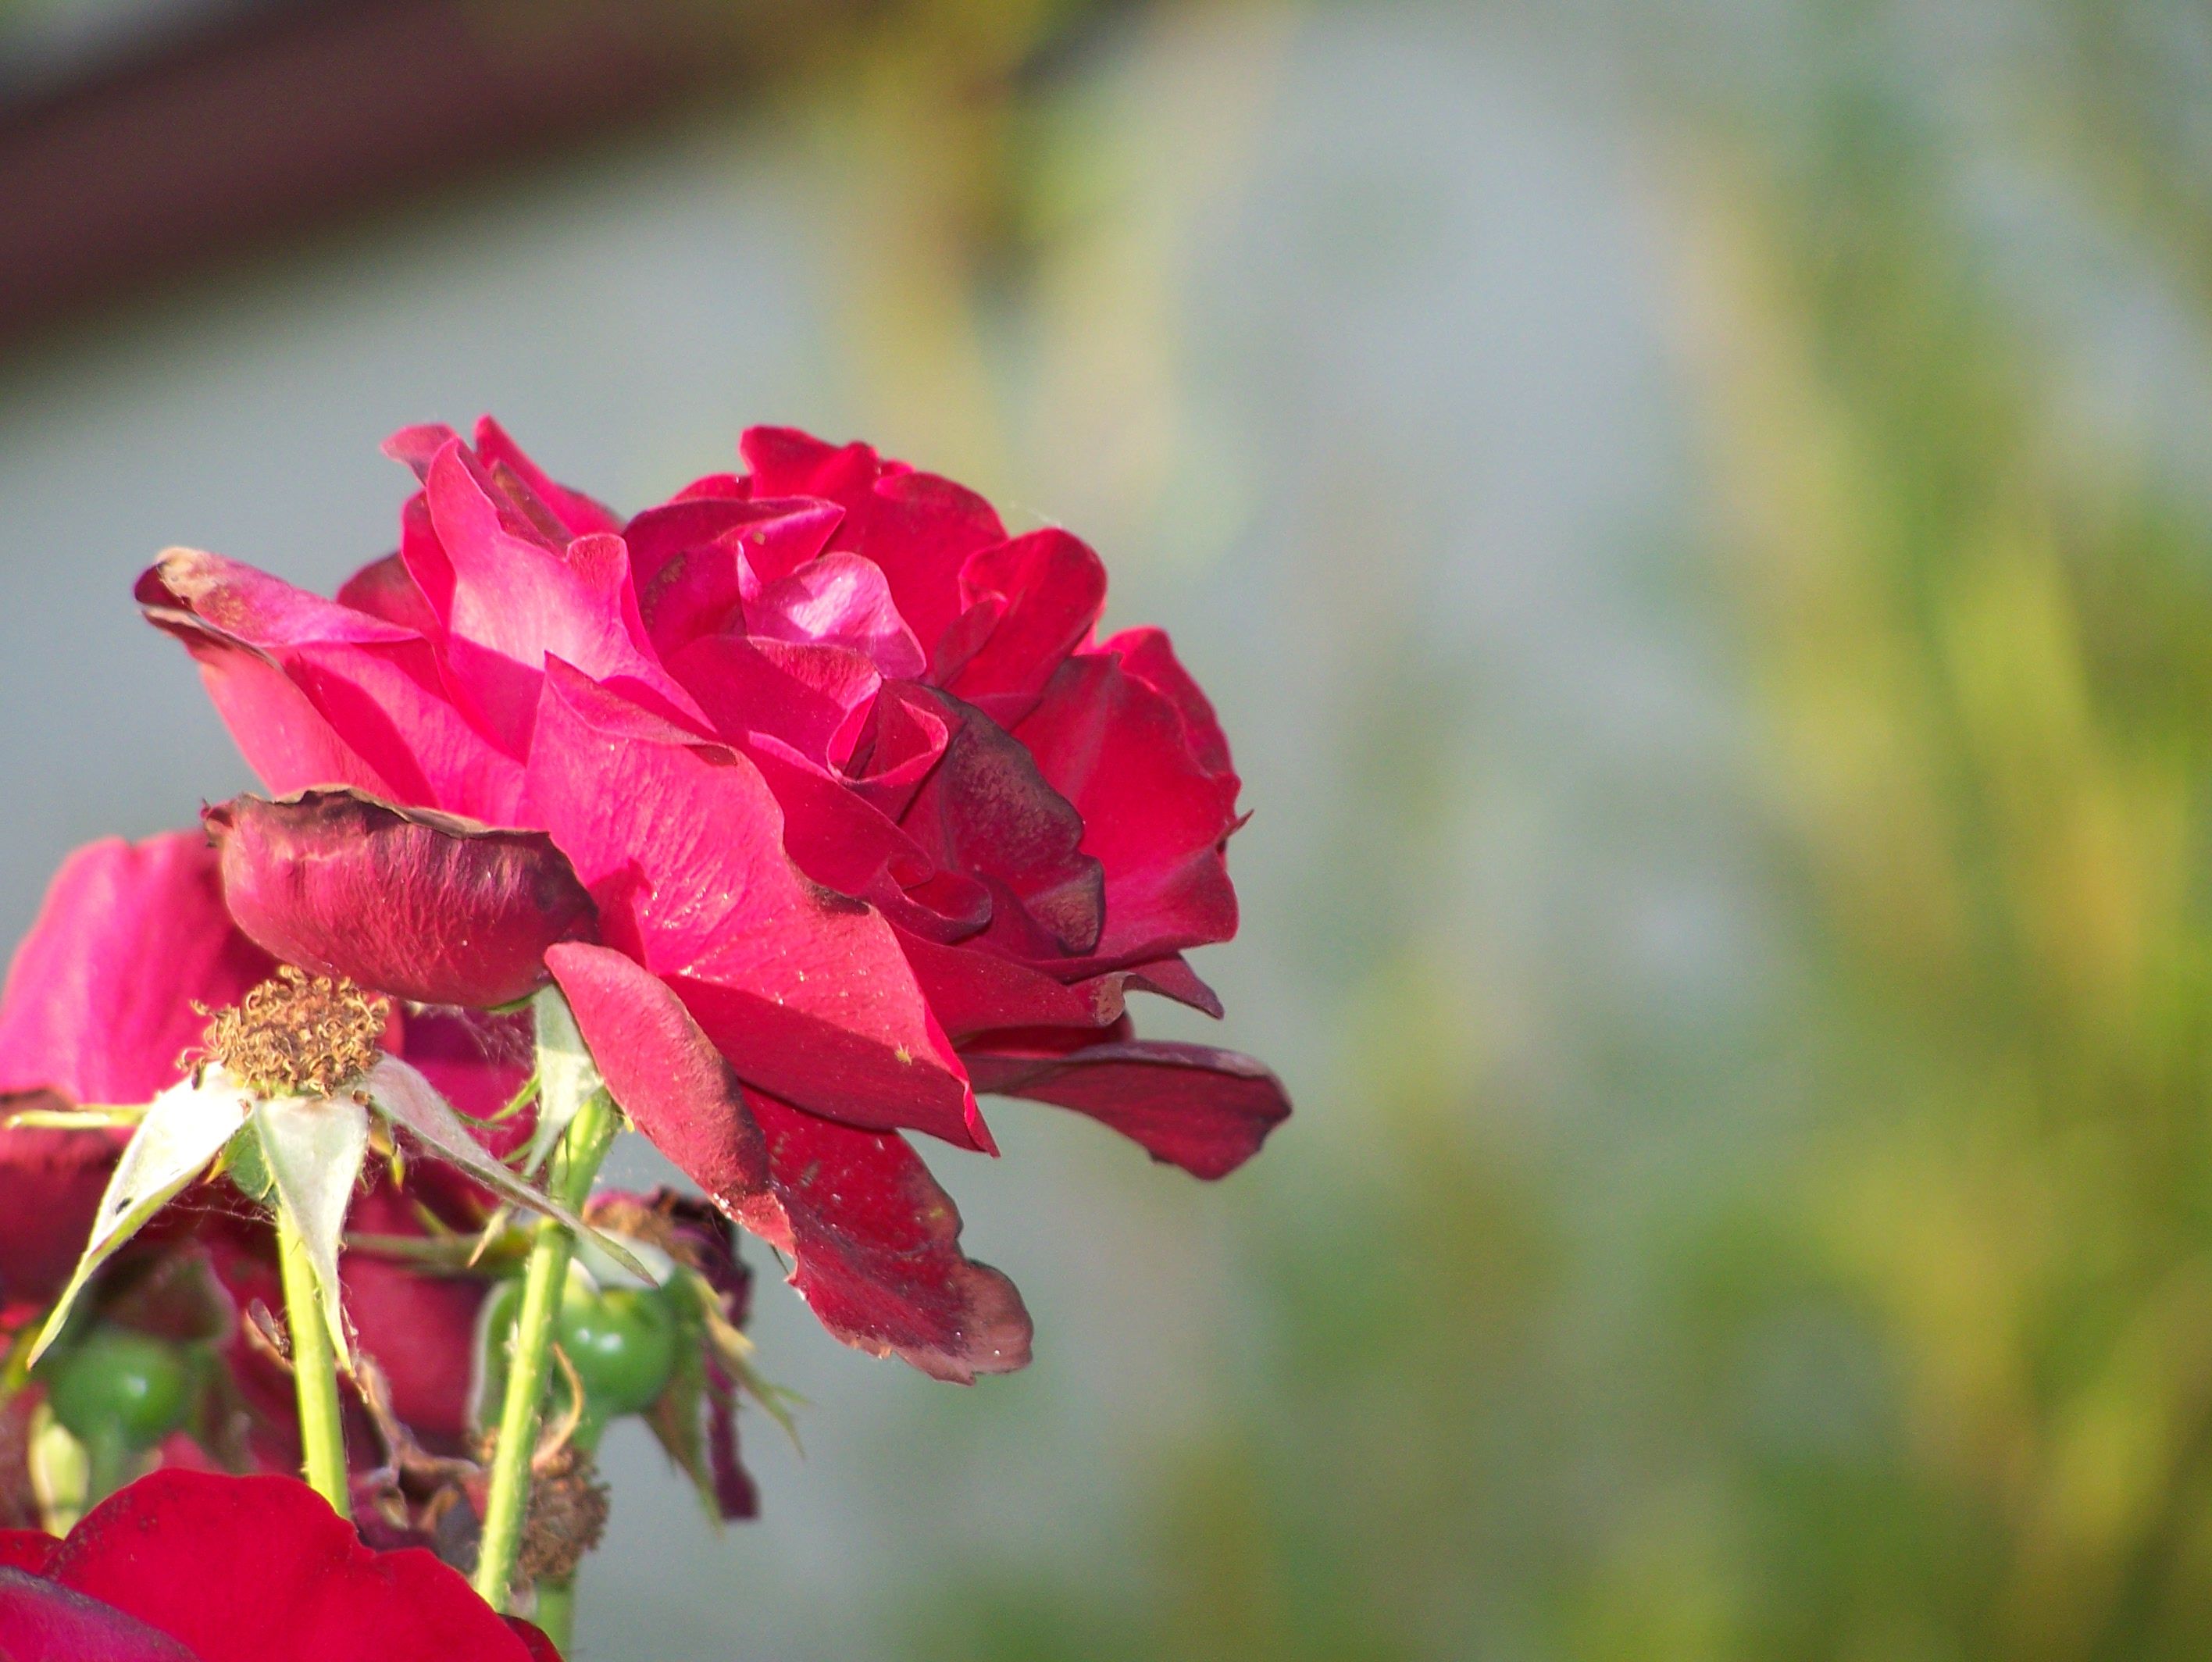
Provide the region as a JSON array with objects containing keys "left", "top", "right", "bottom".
[
  {"left": 736, "top": 1093, "right": 1032, "bottom": 1382},
  {"left": 526, "top": 665, "right": 989, "bottom": 1150},
  {"left": 418, "top": 443, "right": 703, "bottom": 750},
  {"left": 51, "top": 1471, "right": 543, "bottom": 1662},
  {"left": 138, "top": 551, "right": 525, "bottom": 823},
  {"left": 962, "top": 1038, "right": 1290, "bottom": 1180},
  {"left": 738, "top": 427, "right": 1005, "bottom": 656},
  {"left": 472, "top": 416, "right": 624, "bottom": 537},
  {"left": 627, "top": 497, "right": 844, "bottom": 656},
  {"left": 334, "top": 553, "right": 441, "bottom": 638},
  {"left": 665, "top": 633, "right": 880, "bottom": 765},
  {"left": 1014, "top": 647, "right": 1243, "bottom": 964},
  {"left": 1107, "top": 625, "right": 1233, "bottom": 776},
  {"left": 0, "top": 833, "right": 272, "bottom": 1105},
  {"left": 742, "top": 551, "right": 926, "bottom": 678},
  {"left": 205, "top": 790, "right": 597, "bottom": 1008}
]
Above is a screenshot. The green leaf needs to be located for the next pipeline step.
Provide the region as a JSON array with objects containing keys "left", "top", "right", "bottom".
[
  {"left": 365, "top": 1056, "right": 649, "bottom": 1281},
  {"left": 526, "top": 986, "right": 601, "bottom": 1175},
  {"left": 28, "top": 1075, "right": 253, "bottom": 1368},
  {"left": 254, "top": 1094, "right": 371, "bottom": 1370}
]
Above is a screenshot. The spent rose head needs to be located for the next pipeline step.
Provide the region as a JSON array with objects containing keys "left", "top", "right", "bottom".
[{"left": 135, "top": 419, "right": 1289, "bottom": 1381}]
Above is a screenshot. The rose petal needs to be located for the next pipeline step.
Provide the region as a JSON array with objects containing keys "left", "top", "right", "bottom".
[
  {"left": 138, "top": 551, "right": 525, "bottom": 823},
  {"left": 473, "top": 416, "right": 624, "bottom": 537},
  {"left": 0, "top": 833, "right": 272, "bottom": 1107},
  {"left": 206, "top": 790, "right": 598, "bottom": 1008},
  {"left": 1014, "top": 647, "right": 1243, "bottom": 964},
  {"left": 894, "top": 933, "right": 1222, "bottom": 1040},
  {"left": 743, "top": 551, "right": 926, "bottom": 679},
  {"left": 738, "top": 427, "right": 1005, "bottom": 656},
  {"left": 0, "top": 1115, "right": 121, "bottom": 1314},
  {"left": 962, "top": 1038, "right": 1290, "bottom": 1180},
  {"left": 544, "top": 943, "right": 772, "bottom": 1209},
  {"left": 735, "top": 1093, "right": 1032, "bottom": 1382},
  {"left": 527, "top": 665, "right": 989, "bottom": 1150},
  {"left": 947, "top": 528, "right": 1107, "bottom": 722},
  {"left": 0, "top": 1567, "right": 198, "bottom": 1661},
  {"left": 894, "top": 686, "right": 1104, "bottom": 958},
  {"left": 49, "top": 1470, "right": 544, "bottom": 1662}
]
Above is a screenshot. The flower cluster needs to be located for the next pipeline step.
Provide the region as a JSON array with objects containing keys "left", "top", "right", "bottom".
[{"left": 0, "top": 419, "right": 1285, "bottom": 1653}]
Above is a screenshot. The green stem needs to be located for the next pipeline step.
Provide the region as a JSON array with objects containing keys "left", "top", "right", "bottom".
[
  {"left": 276, "top": 1207, "right": 349, "bottom": 1518},
  {"left": 534, "top": 1578, "right": 576, "bottom": 1655},
  {"left": 473, "top": 1088, "right": 617, "bottom": 1612}
]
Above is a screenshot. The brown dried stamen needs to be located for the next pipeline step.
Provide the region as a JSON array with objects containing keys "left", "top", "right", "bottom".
[
  {"left": 514, "top": 1443, "right": 609, "bottom": 1585},
  {"left": 201, "top": 967, "right": 389, "bottom": 1097}
]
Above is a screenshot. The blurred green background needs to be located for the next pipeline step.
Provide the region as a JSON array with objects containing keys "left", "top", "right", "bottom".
[{"left": 9, "top": 0, "right": 2212, "bottom": 1656}]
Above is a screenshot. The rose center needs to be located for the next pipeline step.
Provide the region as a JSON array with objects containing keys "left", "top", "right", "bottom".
[{"left": 201, "top": 966, "right": 389, "bottom": 1097}]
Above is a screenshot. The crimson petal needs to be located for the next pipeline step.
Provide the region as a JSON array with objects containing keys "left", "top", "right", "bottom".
[
  {"left": 205, "top": 790, "right": 597, "bottom": 1008},
  {"left": 962, "top": 1038, "right": 1290, "bottom": 1181},
  {"left": 48, "top": 1471, "right": 544, "bottom": 1662},
  {"left": 0, "top": 1567, "right": 197, "bottom": 1661}
]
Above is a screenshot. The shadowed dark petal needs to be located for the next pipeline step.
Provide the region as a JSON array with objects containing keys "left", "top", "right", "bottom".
[
  {"left": 206, "top": 790, "right": 598, "bottom": 1008},
  {"left": 0, "top": 1567, "right": 198, "bottom": 1661},
  {"left": 894, "top": 685, "right": 1104, "bottom": 958},
  {"left": 0, "top": 1111, "right": 122, "bottom": 1314},
  {"left": 962, "top": 1037, "right": 1290, "bottom": 1180},
  {"left": 896, "top": 932, "right": 1222, "bottom": 1040}
]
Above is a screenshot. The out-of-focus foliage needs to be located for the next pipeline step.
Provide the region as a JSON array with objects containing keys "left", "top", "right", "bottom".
[{"left": 801, "top": 1, "right": 2212, "bottom": 1658}]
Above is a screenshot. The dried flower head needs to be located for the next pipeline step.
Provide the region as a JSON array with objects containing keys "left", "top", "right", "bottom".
[
  {"left": 516, "top": 1443, "right": 609, "bottom": 1584},
  {"left": 201, "top": 966, "right": 389, "bottom": 1097}
]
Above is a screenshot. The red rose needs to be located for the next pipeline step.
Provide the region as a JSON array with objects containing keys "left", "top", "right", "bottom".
[
  {"left": 0, "top": 1468, "right": 554, "bottom": 1660},
  {"left": 140, "top": 422, "right": 1289, "bottom": 1381}
]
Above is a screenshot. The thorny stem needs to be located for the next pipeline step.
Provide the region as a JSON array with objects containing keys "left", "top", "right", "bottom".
[
  {"left": 472, "top": 1086, "right": 618, "bottom": 1612},
  {"left": 276, "top": 1206, "right": 350, "bottom": 1518}
]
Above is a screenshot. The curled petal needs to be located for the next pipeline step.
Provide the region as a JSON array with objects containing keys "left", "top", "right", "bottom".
[
  {"left": 962, "top": 1038, "right": 1290, "bottom": 1181},
  {"left": 947, "top": 528, "right": 1108, "bottom": 721},
  {"left": 137, "top": 549, "right": 526, "bottom": 823},
  {"left": 0, "top": 833, "right": 272, "bottom": 1106},
  {"left": 206, "top": 790, "right": 598, "bottom": 1008},
  {"left": 897, "top": 933, "right": 1222, "bottom": 1041}
]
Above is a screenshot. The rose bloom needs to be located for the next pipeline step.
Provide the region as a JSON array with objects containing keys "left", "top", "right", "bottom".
[
  {"left": 0, "top": 1469, "right": 553, "bottom": 1661},
  {"left": 0, "top": 835, "right": 758, "bottom": 1525},
  {"left": 140, "top": 422, "right": 1289, "bottom": 1379}
]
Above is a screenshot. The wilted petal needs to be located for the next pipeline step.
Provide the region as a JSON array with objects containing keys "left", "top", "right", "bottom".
[
  {"left": 206, "top": 790, "right": 598, "bottom": 1008},
  {"left": 734, "top": 1094, "right": 1032, "bottom": 1382},
  {"left": 962, "top": 1038, "right": 1290, "bottom": 1180},
  {"left": 0, "top": 833, "right": 272, "bottom": 1107},
  {"left": 528, "top": 665, "right": 989, "bottom": 1150}
]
